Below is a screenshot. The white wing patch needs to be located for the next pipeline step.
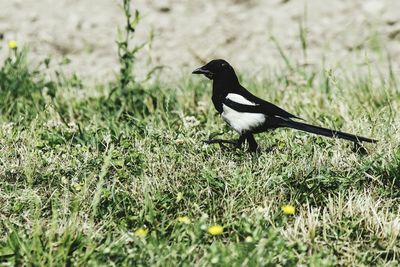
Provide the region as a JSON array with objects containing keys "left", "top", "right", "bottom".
[
  {"left": 222, "top": 93, "right": 265, "bottom": 134},
  {"left": 226, "top": 93, "right": 256, "bottom": 105}
]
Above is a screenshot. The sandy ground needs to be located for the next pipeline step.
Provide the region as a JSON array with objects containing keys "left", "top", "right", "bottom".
[{"left": 1, "top": 0, "right": 400, "bottom": 82}]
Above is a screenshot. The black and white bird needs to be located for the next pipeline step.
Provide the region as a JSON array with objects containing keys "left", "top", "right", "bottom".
[{"left": 192, "top": 59, "right": 377, "bottom": 152}]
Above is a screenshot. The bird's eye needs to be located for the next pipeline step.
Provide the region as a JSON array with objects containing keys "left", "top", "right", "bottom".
[{"left": 221, "top": 63, "right": 227, "bottom": 67}]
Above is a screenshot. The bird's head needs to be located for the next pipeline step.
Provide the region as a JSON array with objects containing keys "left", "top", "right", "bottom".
[{"left": 192, "top": 59, "right": 236, "bottom": 81}]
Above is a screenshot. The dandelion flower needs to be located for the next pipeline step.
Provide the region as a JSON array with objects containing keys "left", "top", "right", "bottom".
[
  {"left": 8, "top": 40, "right": 17, "bottom": 49},
  {"left": 134, "top": 228, "right": 148, "bottom": 238},
  {"left": 281, "top": 204, "right": 295, "bottom": 215},
  {"left": 207, "top": 225, "right": 223, "bottom": 236},
  {"left": 176, "top": 216, "right": 190, "bottom": 224}
]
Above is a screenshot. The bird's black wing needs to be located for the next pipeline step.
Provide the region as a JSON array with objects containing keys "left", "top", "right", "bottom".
[
  {"left": 234, "top": 86, "right": 302, "bottom": 119},
  {"left": 223, "top": 98, "right": 265, "bottom": 113},
  {"left": 224, "top": 96, "right": 302, "bottom": 120}
]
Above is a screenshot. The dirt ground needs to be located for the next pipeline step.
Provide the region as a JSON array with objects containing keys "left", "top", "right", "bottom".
[{"left": 1, "top": 0, "right": 400, "bottom": 82}]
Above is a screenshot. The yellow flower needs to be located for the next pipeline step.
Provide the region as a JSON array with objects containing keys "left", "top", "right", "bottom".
[
  {"left": 207, "top": 225, "right": 223, "bottom": 236},
  {"left": 281, "top": 204, "right": 295, "bottom": 215},
  {"left": 134, "top": 228, "right": 148, "bottom": 238},
  {"left": 8, "top": 40, "right": 17, "bottom": 49},
  {"left": 176, "top": 216, "right": 190, "bottom": 224}
]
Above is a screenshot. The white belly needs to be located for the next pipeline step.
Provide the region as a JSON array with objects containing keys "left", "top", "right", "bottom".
[{"left": 221, "top": 104, "right": 265, "bottom": 134}]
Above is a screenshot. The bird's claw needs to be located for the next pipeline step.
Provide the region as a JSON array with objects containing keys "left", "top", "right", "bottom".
[{"left": 203, "top": 139, "right": 239, "bottom": 149}]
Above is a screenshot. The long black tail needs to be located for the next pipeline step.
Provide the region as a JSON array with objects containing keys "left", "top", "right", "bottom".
[{"left": 280, "top": 120, "right": 377, "bottom": 143}]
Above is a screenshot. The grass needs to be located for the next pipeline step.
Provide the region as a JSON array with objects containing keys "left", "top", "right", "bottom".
[{"left": 1, "top": 30, "right": 400, "bottom": 267}]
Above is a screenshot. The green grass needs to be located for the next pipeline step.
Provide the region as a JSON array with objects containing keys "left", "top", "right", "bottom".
[{"left": 1, "top": 47, "right": 400, "bottom": 266}]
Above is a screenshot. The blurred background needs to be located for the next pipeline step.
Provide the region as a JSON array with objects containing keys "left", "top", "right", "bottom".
[{"left": 1, "top": 0, "right": 400, "bottom": 81}]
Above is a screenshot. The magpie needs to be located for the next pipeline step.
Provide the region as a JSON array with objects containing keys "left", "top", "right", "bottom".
[{"left": 192, "top": 59, "right": 377, "bottom": 152}]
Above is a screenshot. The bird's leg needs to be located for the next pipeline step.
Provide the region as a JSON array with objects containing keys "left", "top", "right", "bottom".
[
  {"left": 203, "top": 134, "right": 246, "bottom": 149},
  {"left": 246, "top": 134, "right": 259, "bottom": 152},
  {"left": 235, "top": 134, "right": 247, "bottom": 148},
  {"left": 203, "top": 139, "right": 238, "bottom": 145},
  {"left": 203, "top": 132, "right": 227, "bottom": 144},
  {"left": 204, "top": 134, "right": 259, "bottom": 152},
  {"left": 209, "top": 132, "right": 225, "bottom": 140}
]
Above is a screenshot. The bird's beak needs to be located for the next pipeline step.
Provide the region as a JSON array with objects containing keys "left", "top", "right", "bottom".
[
  {"left": 192, "top": 67, "right": 208, "bottom": 74},
  {"left": 192, "top": 66, "right": 213, "bottom": 79}
]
